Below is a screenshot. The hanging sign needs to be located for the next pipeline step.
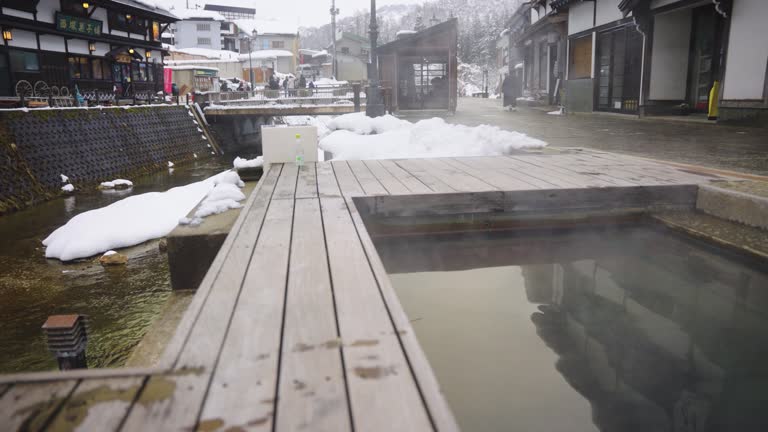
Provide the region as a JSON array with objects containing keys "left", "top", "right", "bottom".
[{"left": 56, "top": 13, "right": 103, "bottom": 37}]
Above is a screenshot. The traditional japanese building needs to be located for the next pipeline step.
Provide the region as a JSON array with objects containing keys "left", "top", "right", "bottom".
[
  {"left": 0, "top": 0, "right": 177, "bottom": 100},
  {"left": 377, "top": 18, "right": 458, "bottom": 113}
]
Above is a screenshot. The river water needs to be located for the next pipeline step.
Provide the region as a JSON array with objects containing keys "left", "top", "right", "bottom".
[{"left": 0, "top": 156, "right": 234, "bottom": 373}]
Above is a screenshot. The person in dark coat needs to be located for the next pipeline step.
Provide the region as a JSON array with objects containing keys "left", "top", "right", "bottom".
[
  {"left": 282, "top": 77, "right": 289, "bottom": 96},
  {"left": 502, "top": 73, "right": 515, "bottom": 110},
  {"left": 298, "top": 75, "right": 306, "bottom": 89}
]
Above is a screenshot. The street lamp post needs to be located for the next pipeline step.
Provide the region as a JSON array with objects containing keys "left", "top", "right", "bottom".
[
  {"left": 366, "top": 0, "right": 386, "bottom": 117},
  {"left": 243, "top": 29, "right": 257, "bottom": 91}
]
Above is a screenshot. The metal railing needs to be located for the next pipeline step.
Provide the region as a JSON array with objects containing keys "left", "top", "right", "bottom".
[{"left": 197, "top": 84, "right": 366, "bottom": 108}]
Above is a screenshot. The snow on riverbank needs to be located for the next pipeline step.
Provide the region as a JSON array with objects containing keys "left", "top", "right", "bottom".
[
  {"left": 318, "top": 113, "right": 547, "bottom": 160},
  {"left": 43, "top": 170, "right": 244, "bottom": 261}
]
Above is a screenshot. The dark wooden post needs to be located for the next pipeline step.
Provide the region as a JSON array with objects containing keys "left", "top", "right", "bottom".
[{"left": 353, "top": 84, "right": 361, "bottom": 112}]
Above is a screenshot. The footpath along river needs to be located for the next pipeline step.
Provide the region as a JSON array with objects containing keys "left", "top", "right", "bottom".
[{"left": 0, "top": 156, "right": 236, "bottom": 373}]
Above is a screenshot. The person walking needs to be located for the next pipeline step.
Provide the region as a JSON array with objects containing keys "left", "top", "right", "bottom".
[
  {"left": 502, "top": 73, "right": 516, "bottom": 111},
  {"left": 308, "top": 80, "right": 315, "bottom": 96},
  {"left": 282, "top": 77, "right": 289, "bottom": 97},
  {"left": 298, "top": 75, "right": 306, "bottom": 89}
]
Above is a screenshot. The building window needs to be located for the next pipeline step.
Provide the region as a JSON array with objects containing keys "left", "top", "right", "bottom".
[
  {"left": 60, "top": 0, "right": 88, "bottom": 17},
  {"left": 5, "top": 0, "right": 38, "bottom": 12},
  {"left": 151, "top": 21, "right": 161, "bottom": 41},
  {"left": 9, "top": 50, "right": 40, "bottom": 72},
  {"left": 196, "top": 23, "right": 211, "bottom": 32},
  {"left": 569, "top": 35, "right": 592, "bottom": 80},
  {"left": 198, "top": 37, "right": 212, "bottom": 45},
  {"left": 68, "top": 56, "right": 91, "bottom": 79},
  {"left": 271, "top": 40, "right": 284, "bottom": 49},
  {"left": 262, "top": 40, "right": 269, "bottom": 49},
  {"left": 108, "top": 11, "right": 147, "bottom": 35},
  {"left": 341, "top": 47, "right": 350, "bottom": 55},
  {"left": 91, "top": 58, "right": 103, "bottom": 79}
]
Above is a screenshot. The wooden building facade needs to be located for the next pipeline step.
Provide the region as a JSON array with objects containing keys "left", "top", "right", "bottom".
[{"left": 377, "top": 18, "right": 458, "bottom": 113}]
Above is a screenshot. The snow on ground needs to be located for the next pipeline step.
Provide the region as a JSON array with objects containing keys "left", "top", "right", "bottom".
[
  {"left": 319, "top": 114, "right": 547, "bottom": 160},
  {"left": 99, "top": 179, "right": 133, "bottom": 189},
  {"left": 43, "top": 170, "right": 244, "bottom": 261},
  {"left": 326, "top": 112, "right": 409, "bottom": 135},
  {"left": 233, "top": 156, "right": 264, "bottom": 169},
  {"left": 61, "top": 184, "right": 74, "bottom": 193},
  {"left": 547, "top": 108, "right": 564, "bottom": 116}
]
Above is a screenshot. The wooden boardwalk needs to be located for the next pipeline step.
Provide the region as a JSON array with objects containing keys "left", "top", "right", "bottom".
[{"left": 0, "top": 152, "right": 729, "bottom": 431}]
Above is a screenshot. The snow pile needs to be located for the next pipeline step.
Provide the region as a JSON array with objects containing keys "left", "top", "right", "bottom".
[
  {"left": 320, "top": 117, "right": 547, "bottom": 160},
  {"left": 547, "top": 108, "right": 564, "bottom": 116},
  {"left": 99, "top": 179, "right": 133, "bottom": 189},
  {"left": 327, "top": 112, "right": 411, "bottom": 135},
  {"left": 43, "top": 170, "right": 243, "bottom": 261},
  {"left": 168, "top": 161, "right": 175, "bottom": 168},
  {"left": 61, "top": 184, "right": 75, "bottom": 193},
  {"left": 181, "top": 172, "right": 246, "bottom": 224},
  {"left": 313, "top": 77, "right": 348, "bottom": 87},
  {"left": 233, "top": 156, "right": 264, "bottom": 169},
  {"left": 60, "top": 174, "right": 69, "bottom": 183}
]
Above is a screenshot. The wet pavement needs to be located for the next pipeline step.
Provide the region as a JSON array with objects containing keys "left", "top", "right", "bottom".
[
  {"left": 429, "top": 98, "right": 768, "bottom": 176},
  {"left": 0, "top": 157, "right": 234, "bottom": 373}
]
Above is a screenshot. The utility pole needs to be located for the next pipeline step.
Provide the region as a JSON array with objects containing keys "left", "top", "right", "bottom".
[
  {"left": 366, "top": 0, "right": 386, "bottom": 117},
  {"left": 330, "top": 0, "right": 339, "bottom": 78}
]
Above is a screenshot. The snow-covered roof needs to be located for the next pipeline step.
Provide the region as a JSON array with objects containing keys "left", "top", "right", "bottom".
[
  {"left": 514, "top": 62, "right": 524, "bottom": 70},
  {"left": 170, "top": 47, "right": 240, "bottom": 60},
  {"left": 312, "top": 50, "right": 329, "bottom": 58},
  {"left": 174, "top": 9, "right": 225, "bottom": 21},
  {"left": 166, "top": 65, "right": 220, "bottom": 71},
  {"left": 238, "top": 49, "right": 295, "bottom": 61},
  {"left": 112, "top": 0, "right": 177, "bottom": 19},
  {"left": 166, "top": 59, "right": 240, "bottom": 65},
  {"left": 235, "top": 18, "right": 298, "bottom": 35}
]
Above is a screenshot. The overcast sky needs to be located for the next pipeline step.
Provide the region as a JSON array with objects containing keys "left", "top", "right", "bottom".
[{"left": 155, "top": 0, "right": 424, "bottom": 28}]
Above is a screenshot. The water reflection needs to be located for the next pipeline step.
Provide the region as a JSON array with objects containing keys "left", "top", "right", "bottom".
[{"left": 376, "top": 226, "right": 768, "bottom": 432}]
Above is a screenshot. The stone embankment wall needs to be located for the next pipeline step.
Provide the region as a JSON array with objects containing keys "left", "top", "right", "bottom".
[{"left": 0, "top": 105, "right": 212, "bottom": 213}]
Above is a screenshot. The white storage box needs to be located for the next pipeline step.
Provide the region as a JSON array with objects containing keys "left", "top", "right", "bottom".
[{"left": 261, "top": 125, "right": 318, "bottom": 169}]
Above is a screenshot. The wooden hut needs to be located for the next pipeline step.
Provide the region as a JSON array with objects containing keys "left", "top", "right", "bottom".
[{"left": 377, "top": 18, "right": 458, "bottom": 113}]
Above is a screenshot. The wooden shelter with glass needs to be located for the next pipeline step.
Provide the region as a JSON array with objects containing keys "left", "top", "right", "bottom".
[{"left": 377, "top": 18, "right": 458, "bottom": 113}]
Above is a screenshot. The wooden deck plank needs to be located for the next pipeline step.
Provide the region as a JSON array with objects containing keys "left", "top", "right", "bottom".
[
  {"left": 507, "top": 156, "right": 609, "bottom": 188},
  {"left": 319, "top": 196, "right": 433, "bottom": 432},
  {"left": 348, "top": 160, "right": 389, "bottom": 196},
  {"left": 533, "top": 155, "right": 641, "bottom": 186},
  {"left": 158, "top": 165, "right": 280, "bottom": 369},
  {"left": 47, "top": 377, "right": 144, "bottom": 432},
  {"left": 344, "top": 195, "right": 460, "bottom": 432},
  {"left": 296, "top": 163, "right": 319, "bottom": 199},
  {"left": 364, "top": 160, "right": 411, "bottom": 195},
  {"left": 466, "top": 156, "right": 558, "bottom": 188},
  {"left": 332, "top": 161, "right": 365, "bottom": 196},
  {"left": 275, "top": 197, "right": 352, "bottom": 432},
  {"left": 0, "top": 380, "right": 77, "bottom": 431},
  {"left": 317, "top": 161, "right": 342, "bottom": 197},
  {"left": 123, "top": 165, "right": 284, "bottom": 431},
  {"left": 274, "top": 163, "right": 300, "bottom": 200},
  {"left": 422, "top": 158, "right": 498, "bottom": 192},
  {"left": 198, "top": 197, "right": 296, "bottom": 431},
  {"left": 377, "top": 160, "right": 433, "bottom": 194},
  {"left": 394, "top": 159, "right": 456, "bottom": 193},
  {"left": 445, "top": 158, "right": 537, "bottom": 190}
]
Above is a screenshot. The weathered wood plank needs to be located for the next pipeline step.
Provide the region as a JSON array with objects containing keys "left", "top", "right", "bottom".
[
  {"left": 344, "top": 195, "right": 460, "bottom": 432},
  {"left": 364, "top": 160, "right": 411, "bottom": 195},
  {"left": 394, "top": 159, "right": 455, "bottom": 193},
  {"left": 467, "top": 156, "right": 558, "bottom": 188},
  {"left": 420, "top": 158, "right": 498, "bottom": 192},
  {"left": 332, "top": 161, "right": 365, "bottom": 196},
  {"left": 320, "top": 196, "right": 433, "bottom": 432},
  {"left": 296, "top": 163, "right": 319, "bottom": 199},
  {"left": 0, "top": 380, "right": 77, "bottom": 431},
  {"left": 47, "top": 377, "right": 144, "bottom": 432},
  {"left": 445, "top": 158, "right": 537, "bottom": 190},
  {"left": 317, "top": 161, "right": 342, "bottom": 197},
  {"left": 348, "top": 160, "right": 389, "bottom": 196},
  {"left": 377, "top": 160, "right": 433, "bottom": 194},
  {"left": 276, "top": 198, "right": 351, "bottom": 432},
  {"left": 507, "top": 156, "right": 606, "bottom": 188},
  {"left": 274, "top": 163, "right": 300, "bottom": 200},
  {"left": 123, "top": 165, "right": 284, "bottom": 431},
  {"left": 0, "top": 367, "right": 163, "bottom": 385},
  {"left": 198, "top": 197, "right": 295, "bottom": 431},
  {"left": 0, "top": 385, "right": 10, "bottom": 399},
  {"left": 530, "top": 155, "right": 642, "bottom": 186},
  {"left": 158, "top": 165, "right": 282, "bottom": 369}
]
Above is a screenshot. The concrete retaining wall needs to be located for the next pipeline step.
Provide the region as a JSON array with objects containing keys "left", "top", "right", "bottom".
[{"left": 0, "top": 105, "right": 212, "bottom": 213}]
